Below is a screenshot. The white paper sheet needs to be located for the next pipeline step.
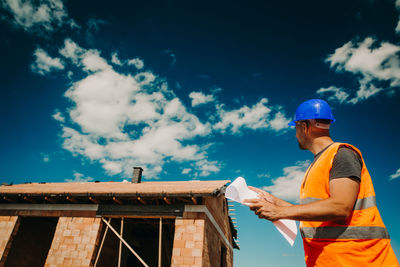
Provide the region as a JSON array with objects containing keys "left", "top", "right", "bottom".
[{"left": 225, "top": 177, "right": 298, "bottom": 246}]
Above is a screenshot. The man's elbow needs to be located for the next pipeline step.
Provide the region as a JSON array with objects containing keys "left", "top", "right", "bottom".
[{"left": 332, "top": 203, "right": 354, "bottom": 221}]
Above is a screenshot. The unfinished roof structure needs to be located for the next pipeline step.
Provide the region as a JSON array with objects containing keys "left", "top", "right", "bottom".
[{"left": 0, "top": 174, "right": 238, "bottom": 267}]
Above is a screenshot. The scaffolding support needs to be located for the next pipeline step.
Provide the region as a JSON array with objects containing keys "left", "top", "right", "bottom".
[
  {"left": 94, "top": 217, "right": 111, "bottom": 267},
  {"left": 158, "top": 217, "right": 162, "bottom": 267},
  {"left": 118, "top": 217, "right": 124, "bottom": 267},
  {"left": 101, "top": 217, "right": 149, "bottom": 267}
]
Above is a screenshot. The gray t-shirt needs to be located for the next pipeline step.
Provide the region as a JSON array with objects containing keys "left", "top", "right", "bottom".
[{"left": 314, "top": 144, "right": 362, "bottom": 183}]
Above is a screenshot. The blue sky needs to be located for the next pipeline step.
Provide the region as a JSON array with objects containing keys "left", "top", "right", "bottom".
[{"left": 1, "top": 0, "right": 400, "bottom": 265}]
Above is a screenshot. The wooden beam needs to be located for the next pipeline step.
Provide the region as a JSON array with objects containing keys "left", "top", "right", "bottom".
[
  {"left": 158, "top": 217, "right": 162, "bottom": 267},
  {"left": 175, "top": 197, "right": 192, "bottom": 203},
  {"left": 97, "top": 204, "right": 184, "bottom": 217},
  {"left": 66, "top": 196, "right": 78, "bottom": 204},
  {"left": 137, "top": 197, "right": 146, "bottom": 205},
  {"left": 101, "top": 217, "right": 149, "bottom": 267},
  {"left": 44, "top": 196, "right": 56, "bottom": 204},
  {"left": 89, "top": 196, "right": 99, "bottom": 204},
  {"left": 2, "top": 196, "right": 15, "bottom": 203},
  {"left": 118, "top": 217, "right": 124, "bottom": 267},
  {"left": 23, "top": 196, "right": 35, "bottom": 203},
  {"left": 113, "top": 197, "right": 123, "bottom": 205},
  {"left": 94, "top": 218, "right": 111, "bottom": 267},
  {"left": 163, "top": 197, "right": 171, "bottom": 205}
]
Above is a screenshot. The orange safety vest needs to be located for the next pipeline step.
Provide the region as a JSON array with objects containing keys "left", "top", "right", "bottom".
[{"left": 300, "top": 143, "right": 399, "bottom": 267}]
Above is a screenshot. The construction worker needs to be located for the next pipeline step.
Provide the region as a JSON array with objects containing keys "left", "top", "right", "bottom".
[{"left": 244, "top": 99, "right": 399, "bottom": 266}]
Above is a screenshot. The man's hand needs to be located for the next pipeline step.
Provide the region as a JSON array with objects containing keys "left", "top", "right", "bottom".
[
  {"left": 244, "top": 197, "right": 283, "bottom": 221},
  {"left": 248, "top": 186, "right": 293, "bottom": 207}
]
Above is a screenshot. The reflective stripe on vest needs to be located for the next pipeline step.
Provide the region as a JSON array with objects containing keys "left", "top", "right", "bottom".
[
  {"left": 300, "top": 226, "right": 390, "bottom": 239},
  {"left": 300, "top": 195, "right": 377, "bottom": 210}
]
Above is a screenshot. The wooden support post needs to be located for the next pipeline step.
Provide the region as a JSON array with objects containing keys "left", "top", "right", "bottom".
[
  {"left": 89, "top": 196, "right": 99, "bottom": 204},
  {"left": 44, "top": 196, "right": 56, "bottom": 203},
  {"left": 137, "top": 197, "right": 146, "bottom": 205},
  {"left": 94, "top": 217, "right": 112, "bottom": 267},
  {"left": 118, "top": 217, "right": 124, "bottom": 267},
  {"left": 3, "top": 196, "right": 15, "bottom": 203},
  {"left": 101, "top": 217, "right": 149, "bottom": 267},
  {"left": 113, "top": 196, "right": 123, "bottom": 205},
  {"left": 158, "top": 217, "right": 162, "bottom": 267},
  {"left": 163, "top": 197, "right": 171, "bottom": 205},
  {"left": 66, "top": 196, "right": 78, "bottom": 204},
  {"left": 23, "top": 196, "right": 35, "bottom": 203}
]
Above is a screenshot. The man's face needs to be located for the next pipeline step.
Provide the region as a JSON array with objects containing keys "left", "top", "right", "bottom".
[{"left": 295, "top": 121, "right": 308, "bottom": 150}]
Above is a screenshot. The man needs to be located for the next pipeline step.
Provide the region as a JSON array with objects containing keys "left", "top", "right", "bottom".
[{"left": 245, "top": 99, "right": 399, "bottom": 267}]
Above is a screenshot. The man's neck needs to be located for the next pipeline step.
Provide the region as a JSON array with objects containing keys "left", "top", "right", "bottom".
[{"left": 308, "top": 136, "right": 334, "bottom": 155}]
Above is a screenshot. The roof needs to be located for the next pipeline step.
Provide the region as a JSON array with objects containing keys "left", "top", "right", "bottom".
[{"left": 0, "top": 180, "right": 230, "bottom": 197}]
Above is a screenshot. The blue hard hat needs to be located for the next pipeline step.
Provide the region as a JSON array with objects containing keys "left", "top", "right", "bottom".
[{"left": 288, "top": 99, "right": 335, "bottom": 126}]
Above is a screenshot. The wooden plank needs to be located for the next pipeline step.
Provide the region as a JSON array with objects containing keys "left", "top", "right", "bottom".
[
  {"left": 0, "top": 210, "right": 97, "bottom": 217},
  {"left": 94, "top": 218, "right": 111, "bottom": 267},
  {"left": 158, "top": 218, "right": 162, "bottom": 267},
  {"left": 97, "top": 204, "right": 184, "bottom": 217},
  {"left": 101, "top": 217, "right": 149, "bottom": 267},
  {"left": 118, "top": 217, "right": 124, "bottom": 267}
]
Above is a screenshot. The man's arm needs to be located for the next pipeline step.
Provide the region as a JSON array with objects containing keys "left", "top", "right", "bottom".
[{"left": 245, "top": 177, "right": 359, "bottom": 222}]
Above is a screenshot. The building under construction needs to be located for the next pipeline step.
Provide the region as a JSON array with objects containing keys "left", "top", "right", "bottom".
[{"left": 0, "top": 168, "right": 238, "bottom": 267}]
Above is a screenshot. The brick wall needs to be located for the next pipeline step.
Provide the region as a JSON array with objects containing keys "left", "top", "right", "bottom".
[
  {"left": 204, "top": 196, "right": 233, "bottom": 267},
  {"left": 171, "top": 212, "right": 205, "bottom": 267},
  {"left": 171, "top": 197, "right": 234, "bottom": 267},
  {"left": 0, "top": 216, "right": 19, "bottom": 265},
  {"left": 45, "top": 217, "right": 101, "bottom": 267}
]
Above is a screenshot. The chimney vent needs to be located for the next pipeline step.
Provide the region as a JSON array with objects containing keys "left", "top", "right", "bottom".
[{"left": 132, "top": 167, "right": 143, "bottom": 183}]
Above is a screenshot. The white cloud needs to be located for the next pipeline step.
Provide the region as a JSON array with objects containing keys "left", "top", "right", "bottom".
[
  {"left": 322, "top": 37, "right": 400, "bottom": 104},
  {"left": 127, "top": 58, "right": 144, "bottom": 70},
  {"left": 395, "top": 0, "right": 400, "bottom": 34},
  {"left": 214, "top": 98, "right": 290, "bottom": 133},
  {"left": 269, "top": 111, "right": 291, "bottom": 131},
  {"left": 80, "top": 50, "right": 109, "bottom": 72},
  {"left": 65, "top": 171, "right": 94, "bottom": 183},
  {"left": 389, "top": 168, "right": 400, "bottom": 180},
  {"left": 257, "top": 173, "right": 270, "bottom": 179},
  {"left": 59, "top": 38, "right": 84, "bottom": 64},
  {"left": 30, "top": 47, "right": 64, "bottom": 75},
  {"left": 55, "top": 39, "right": 218, "bottom": 178},
  {"left": 59, "top": 39, "right": 109, "bottom": 73},
  {"left": 49, "top": 39, "right": 292, "bottom": 179},
  {"left": 262, "top": 160, "right": 310, "bottom": 203},
  {"left": 194, "top": 159, "right": 220, "bottom": 177},
  {"left": 1, "top": 0, "right": 77, "bottom": 34},
  {"left": 52, "top": 110, "right": 65, "bottom": 123},
  {"left": 316, "top": 86, "right": 350, "bottom": 104},
  {"left": 111, "top": 52, "right": 122, "bottom": 66},
  {"left": 182, "top": 168, "right": 191, "bottom": 174},
  {"left": 189, "top": 91, "right": 215, "bottom": 107},
  {"left": 111, "top": 53, "right": 145, "bottom": 70}
]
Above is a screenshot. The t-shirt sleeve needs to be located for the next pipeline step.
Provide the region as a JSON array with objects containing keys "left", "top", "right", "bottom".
[{"left": 329, "top": 147, "right": 362, "bottom": 182}]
